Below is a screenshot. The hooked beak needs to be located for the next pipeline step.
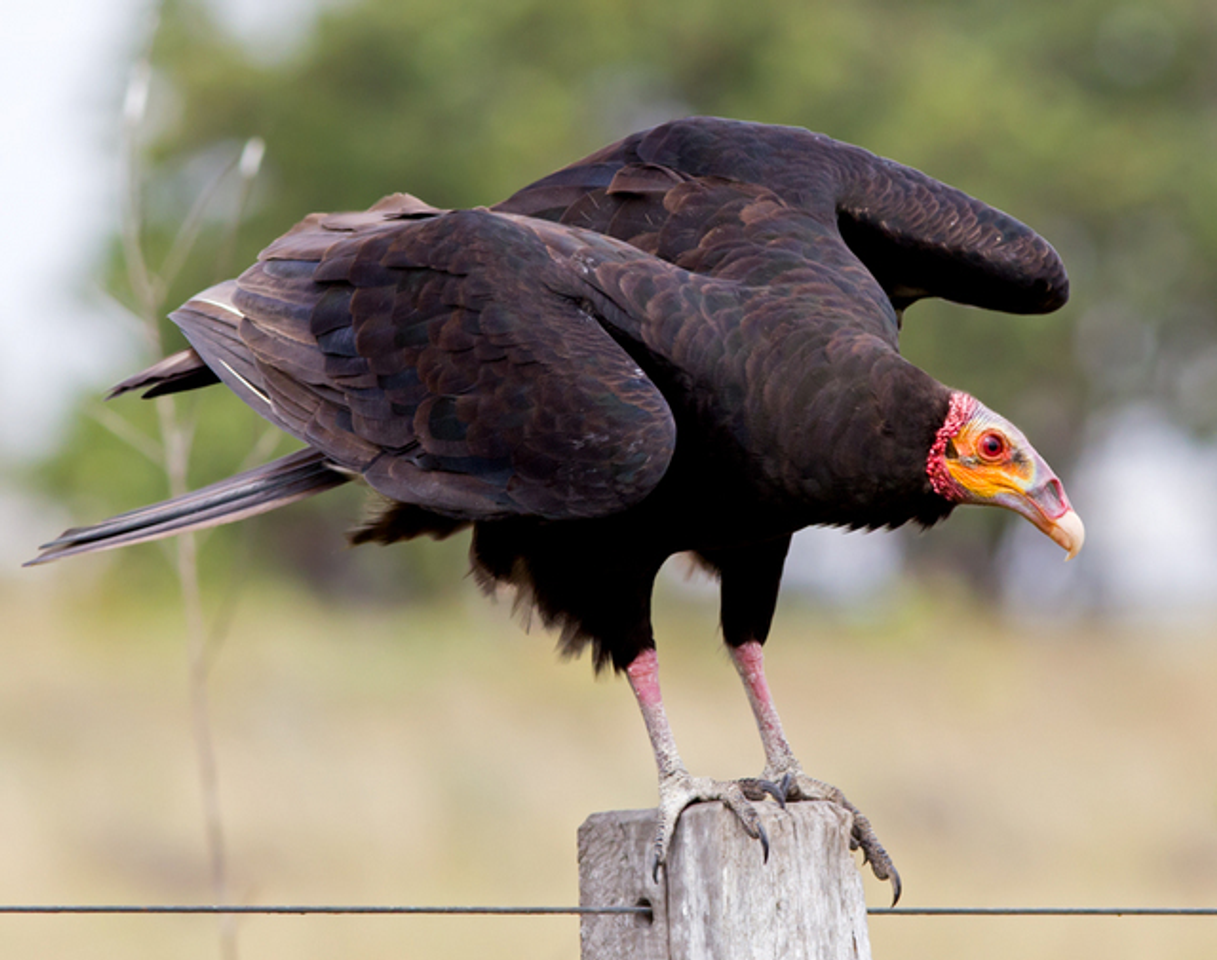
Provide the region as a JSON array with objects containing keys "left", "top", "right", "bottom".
[{"left": 992, "top": 466, "right": 1086, "bottom": 560}]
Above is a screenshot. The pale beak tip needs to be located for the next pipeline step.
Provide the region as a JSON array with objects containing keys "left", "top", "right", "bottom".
[{"left": 1054, "top": 509, "right": 1085, "bottom": 560}]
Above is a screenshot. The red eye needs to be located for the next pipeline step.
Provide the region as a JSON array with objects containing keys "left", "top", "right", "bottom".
[{"left": 978, "top": 431, "right": 1007, "bottom": 461}]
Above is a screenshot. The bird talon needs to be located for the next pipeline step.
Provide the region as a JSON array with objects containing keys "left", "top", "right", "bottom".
[
  {"left": 763, "top": 769, "right": 900, "bottom": 896},
  {"left": 887, "top": 866, "right": 903, "bottom": 906},
  {"left": 741, "top": 776, "right": 789, "bottom": 809},
  {"left": 762, "top": 775, "right": 789, "bottom": 808},
  {"left": 648, "top": 773, "right": 774, "bottom": 877}
]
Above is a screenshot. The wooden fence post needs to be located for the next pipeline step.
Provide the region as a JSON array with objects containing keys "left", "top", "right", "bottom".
[{"left": 578, "top": 802, "right": 872, "bottom": 960}]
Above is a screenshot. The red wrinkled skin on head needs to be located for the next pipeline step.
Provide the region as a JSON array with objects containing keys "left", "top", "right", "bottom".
[{"left": 927, "top": 392, "right": 977, "bottom": 500}]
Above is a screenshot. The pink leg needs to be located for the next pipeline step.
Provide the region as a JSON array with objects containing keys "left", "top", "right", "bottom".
[
  {"left": 729, "top": 640, "right": 798, "bottom": 777},
  {"left": 624, "top": 647, "right": 768, "bottom": 878},
  {"left": 625, "top": 648, "right": 686, "bottom": 781},
  {"left": 728, "top": 639, "right": 901, "bottom": 902}
]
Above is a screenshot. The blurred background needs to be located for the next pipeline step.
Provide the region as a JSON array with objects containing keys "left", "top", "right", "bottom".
[{"left": 2, "top": 0, "right": 1216, "bottom": 957}]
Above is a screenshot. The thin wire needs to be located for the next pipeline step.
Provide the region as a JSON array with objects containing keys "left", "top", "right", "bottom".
[
  {"left": 869, "top": 907, "right": 1217, "bottom": 916},
  {"left": 0, "top": 904, "right": 1214, "bottom": 917},
  {"left": 0, "top": 905, "right": 649, "bottom": 916}
]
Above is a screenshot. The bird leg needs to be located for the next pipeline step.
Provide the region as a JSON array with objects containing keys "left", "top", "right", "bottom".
[
  {"left": 729, "top": 639, "right": 902, "bottom": 903},
  {"left": 625, "top": 647, "right": 772, "bottom": 880}
]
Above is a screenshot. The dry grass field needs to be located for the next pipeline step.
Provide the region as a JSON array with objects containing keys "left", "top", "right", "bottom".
[{"left": 2, "top": 565, "right": 1216, "bottom": 959}]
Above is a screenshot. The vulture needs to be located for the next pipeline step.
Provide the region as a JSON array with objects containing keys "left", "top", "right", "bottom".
[{"left": 30, "top": 118, "right": 1083, "bottom": 901}]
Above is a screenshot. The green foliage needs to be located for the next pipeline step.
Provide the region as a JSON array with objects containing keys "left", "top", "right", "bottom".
[{"left": 35, "top": 0, "right": 1217, "bottom": 597}]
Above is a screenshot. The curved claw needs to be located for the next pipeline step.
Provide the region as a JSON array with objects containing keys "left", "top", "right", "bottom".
[
  {"left": 649, "top": 773, "right": 771, "bottom": 880},
  {"left": 738, "top": 776, "right": 789, "bottom": 809},
  {"left": 887, "top": 865, "right": 903, "bottom": 906},
  {"left": 648, "top": 769, "right": 897, "bottom": 897},
  {"left": 858, "top": 833, "right": 901, "bottom": 905},
  {"left": 843, "top": 801, "right": 901, "bottom": 904},
  {"left": 765, "top": 768, "right": 901, "bottom": 898},
  {"left": 758, "top": 778, "right": 787, "bottom": 810}
]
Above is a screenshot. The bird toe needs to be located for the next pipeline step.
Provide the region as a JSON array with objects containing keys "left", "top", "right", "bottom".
[
  {"left": 737, "top": 775, "right": 789, "bottom": 808},
  {"left": 768, "top": 768, "right": 901, "bottom": 900},
  {"left": 649, "top": 773, "right": 773, "bottom": 877}
]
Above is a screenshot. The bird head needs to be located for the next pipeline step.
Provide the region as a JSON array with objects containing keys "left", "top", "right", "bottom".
[{"left": 927, "top": 392, "right": 1084, "bottom": 559}]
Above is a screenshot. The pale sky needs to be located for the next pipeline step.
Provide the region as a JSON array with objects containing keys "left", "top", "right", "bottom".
[
  {"left": 0, "top": 0, "right": 151, "bottom": 460},
  {"left": 0, "top": 0, "right": 322, "bottom": 462}
]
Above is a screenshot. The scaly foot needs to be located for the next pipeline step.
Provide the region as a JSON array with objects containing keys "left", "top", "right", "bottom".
[
  {"left": 741, "top": 768, "right": 901, "bottom": 904},
  {"left": 650, "top": 771, "right": 785, "bottom": 881}
]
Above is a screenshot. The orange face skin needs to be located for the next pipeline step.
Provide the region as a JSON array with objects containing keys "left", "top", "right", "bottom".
[{"left": 931, "top": 393, "right": 1085, "bottom": 559}]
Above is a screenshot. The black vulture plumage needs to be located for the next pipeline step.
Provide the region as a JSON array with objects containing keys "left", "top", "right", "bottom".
[{"left": 30, "top": 119, "right": 1083, "bottom": 900}]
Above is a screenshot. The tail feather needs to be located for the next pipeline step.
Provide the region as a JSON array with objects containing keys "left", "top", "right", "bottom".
[
  {"left": 169, "top": 280, "right": 278, "bottom": 420},
  {"left": 25, "top": 449, "right": 349, "bottom": 566},
  {"left": 106, "top": 348, "right": 220, "bottom": 400},
  {"left": 108, "top": 280, "right": 262, "bottom": 405}
]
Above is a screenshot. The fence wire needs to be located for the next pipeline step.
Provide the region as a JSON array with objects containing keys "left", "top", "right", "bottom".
[
  {"left": 0, "top": 904, "right": 1214, "bottom": 917},
  {"left": 869, "top": 907, "right": 1217, "bottom": 917},
  {"left": 0, "top": 905, "right": 646, "bottom": 916}
]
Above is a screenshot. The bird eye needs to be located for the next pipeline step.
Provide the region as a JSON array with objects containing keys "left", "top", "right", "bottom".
[{"left": 978, "top": 431, "right": 1007, "bottom": 461}]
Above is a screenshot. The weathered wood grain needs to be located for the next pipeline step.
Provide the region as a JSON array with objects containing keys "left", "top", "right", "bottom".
[{"left": 578, "top": 802, "right": 871, "bottom": 960}]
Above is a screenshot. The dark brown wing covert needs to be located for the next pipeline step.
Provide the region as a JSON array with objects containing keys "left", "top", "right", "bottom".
[
  {"left": 496, "top": 117, "right": 1068, "bottom": 315},
  {"left": 175, "top": 195, "right": 677, "bottom": 521}
]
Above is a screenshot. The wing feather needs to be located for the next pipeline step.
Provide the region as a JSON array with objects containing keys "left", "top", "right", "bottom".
[
  {"left": 175, "top": 203, "right": 677, "bottom": 521},
  {"left": 496, "top": 116, "right": 1068, "bottom": 316}
]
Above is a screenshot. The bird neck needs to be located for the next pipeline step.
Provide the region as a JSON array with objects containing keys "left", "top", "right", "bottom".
[{"left": 774, "top": 351, "right": 956, "bottom": 531}]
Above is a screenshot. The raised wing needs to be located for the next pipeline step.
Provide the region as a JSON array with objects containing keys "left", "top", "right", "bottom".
[
  {"left": 176, "top": 195, "right": 677, "bottom": 521},
  {"left": 495, "top": 116, "right": 1068, "bottom": 315}
]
